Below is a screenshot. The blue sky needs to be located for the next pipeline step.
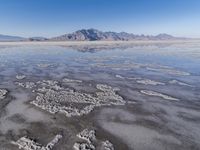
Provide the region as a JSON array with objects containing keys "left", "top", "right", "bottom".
[{"left": 0, "top": 0, "right": 200, "bottom": 37}]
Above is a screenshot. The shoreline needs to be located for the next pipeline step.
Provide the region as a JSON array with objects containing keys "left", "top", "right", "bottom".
[{"left": 0, "top": 39, "right": 199, "bottom": 46}]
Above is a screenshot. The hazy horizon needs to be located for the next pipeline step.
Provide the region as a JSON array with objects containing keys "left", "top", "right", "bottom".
[{"left": 0, "top": 0, "right": 200, "bottom": 38}]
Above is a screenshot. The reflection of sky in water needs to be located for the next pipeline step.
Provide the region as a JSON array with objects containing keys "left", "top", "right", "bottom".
[{"left": 0, "top": 44, "right": 200, "bottom": 80}]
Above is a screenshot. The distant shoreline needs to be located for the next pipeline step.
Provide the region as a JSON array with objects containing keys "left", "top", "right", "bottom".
[{"left": 0, "top": 40, "right": 199, "bottom": 46}]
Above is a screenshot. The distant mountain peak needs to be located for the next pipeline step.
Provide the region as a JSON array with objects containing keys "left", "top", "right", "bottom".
[{"left": 155, "top": 33, "right": 174, "bottom": 39}]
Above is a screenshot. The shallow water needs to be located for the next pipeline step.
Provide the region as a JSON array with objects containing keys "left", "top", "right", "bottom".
[{"left": 0, "top": 43, "right": 200, "bottom": 150}]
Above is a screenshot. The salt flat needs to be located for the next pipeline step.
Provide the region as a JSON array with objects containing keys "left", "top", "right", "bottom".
[{"left": 0, "top": 42, "right": 200, "bottom": 150}]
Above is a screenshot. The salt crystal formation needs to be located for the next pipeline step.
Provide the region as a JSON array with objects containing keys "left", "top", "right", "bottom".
[
  {"left": 11, "top": 137, "right": 42, "bottom": 150},
  {"left": 74, "top": 129, "right": 96, "bottom": 150},
  {"left": 31, "top": 90, "right": 96, "bottom": 116},
  {"left": 74, "top": 142, "right": 95, "bottom": 150},
  {"left": 74, "top": 129, "right": 114, "bottom": 150},
  {"left": 45, "top": 135, "right": 63, "bottom": 150},
  {"left": 28, "top": 79, "right": 125, "bottom": 117},
  {"left": 77, "top": 129, "right": 96, "bottom": 143},
  {"left": 11, "top": 134, "right": 62, "bottom": 150},
  {"left": 16, "top": 82, "right": 36, "bottom": 89},
  {"left": 16, "top": 75, "right": 26, "bottom": 80},
  {"left": 101, "top": 141, "right": 114, "bottom": 150},
  {"left": 141, "top": 90, "right": 179, "bottom": 101},
  {"left": 0, "top": 89, "right": 7, "bottom": 99},
  {"left": 36, "top": 80, "right": 64, "bottom": 91}
]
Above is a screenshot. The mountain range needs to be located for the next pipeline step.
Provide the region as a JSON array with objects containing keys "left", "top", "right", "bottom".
[
  {"left": 52, "top": 29, "right": 179, "bottom": 41},
  {"left": 0, "top": 29, "right": 184, "bottom": 42},
  {"left": 0, "top": 34, "right": 25, "bottom": 42}
]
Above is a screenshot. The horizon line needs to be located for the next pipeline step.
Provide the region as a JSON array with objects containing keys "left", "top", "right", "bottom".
[{"left": 0, "top": 28, "right": 192, "bottom": 39}]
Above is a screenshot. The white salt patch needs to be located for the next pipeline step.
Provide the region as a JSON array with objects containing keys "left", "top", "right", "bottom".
[
  {"left": 136, "top": 79, "right": 165, "bottom": 85},
  {"left": 115, "top": 75, "right": 125, "bottom": 79},
  {"left": 15, "top": 82, "right": 36, "bottom": 89},
  {"left": 74, "top": 129, "right": 96, "bottom": 150},
  {"left": 127, "top": 77, "right": 142, "bottom": 80},
  {"left": 146, "top": 67, "right": 190, "bottom": 76},
  {"left": 77, "top": 129, "right": 96, "bottom": 144},
  {"left": 31, "top": 81, "right": 125, "bottom": 118},
  {"left": 37, "top": 63, "right": 52, "bottom": 68},
  {"left": 12, "top": 134, "right": 62, "bottom": 150},
  {"left": 169, "top": 80, "right": 194, "bottom": 87},
  {"left": 16, "top": 75, "right": 26, "bottom": 80},
  {"left": 74, "top": 142, "right": 95, "bottom": 150},
  {"left": 62, "top": 78, "right": 82, "bottom": 83},
  {"left": 140, "top": 90, "right": 179, "bottom": 101},
  {"left": 101, "top": 140, "right": 114, "bottom": 150},
  {"left": 0, "top": 89, "right": 7, "bottom": 99}
]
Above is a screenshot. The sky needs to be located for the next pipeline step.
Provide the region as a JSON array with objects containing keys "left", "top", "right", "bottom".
[{"left": 0, "top": 0, "right": 200, "bottom": 38}]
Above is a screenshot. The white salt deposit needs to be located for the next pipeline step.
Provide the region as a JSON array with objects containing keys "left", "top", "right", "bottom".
[
  {"left": 63, "top": 78, "right": 82, "bottom": 83},
  {"left": 15, "top": 82, "right": 36, "bottom": 89},
  {"left": 146, "top": 67, "right": 190, "bottom": 76},
  {"left": 11, "top": 134, "right": 62, "bottom": 150},
  {"left": 0, "top": 89, "right": 7, "bottom": 99},
  {"left": 140, "top": 90, "right": 179, "bottom": 101},
  {"left": 74, "top": 129, "right": 114, "bottom": 150},
  {"left": 101, "top": 140, "right": 114, "bottom": 150},
  {"left": 27, "top": 80, "right": 125, "bottom": 117},
  {"left": 136, "top": 79, "right": 165, "bottom": 85},
  {"left": 74, "top": 142, "right": 95, "bottom": 150},
  {"left": 16, "top": 75, "right": 26, "bottom": 80},
  {"left": 115, "top": 75, "right": 125, "bottom": 79},
  {"left": 77, "top": 129, "right": 96, "bottom": 144},
  {"left": 169, "top": 80, "right": 193, "bottom": 87}
]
